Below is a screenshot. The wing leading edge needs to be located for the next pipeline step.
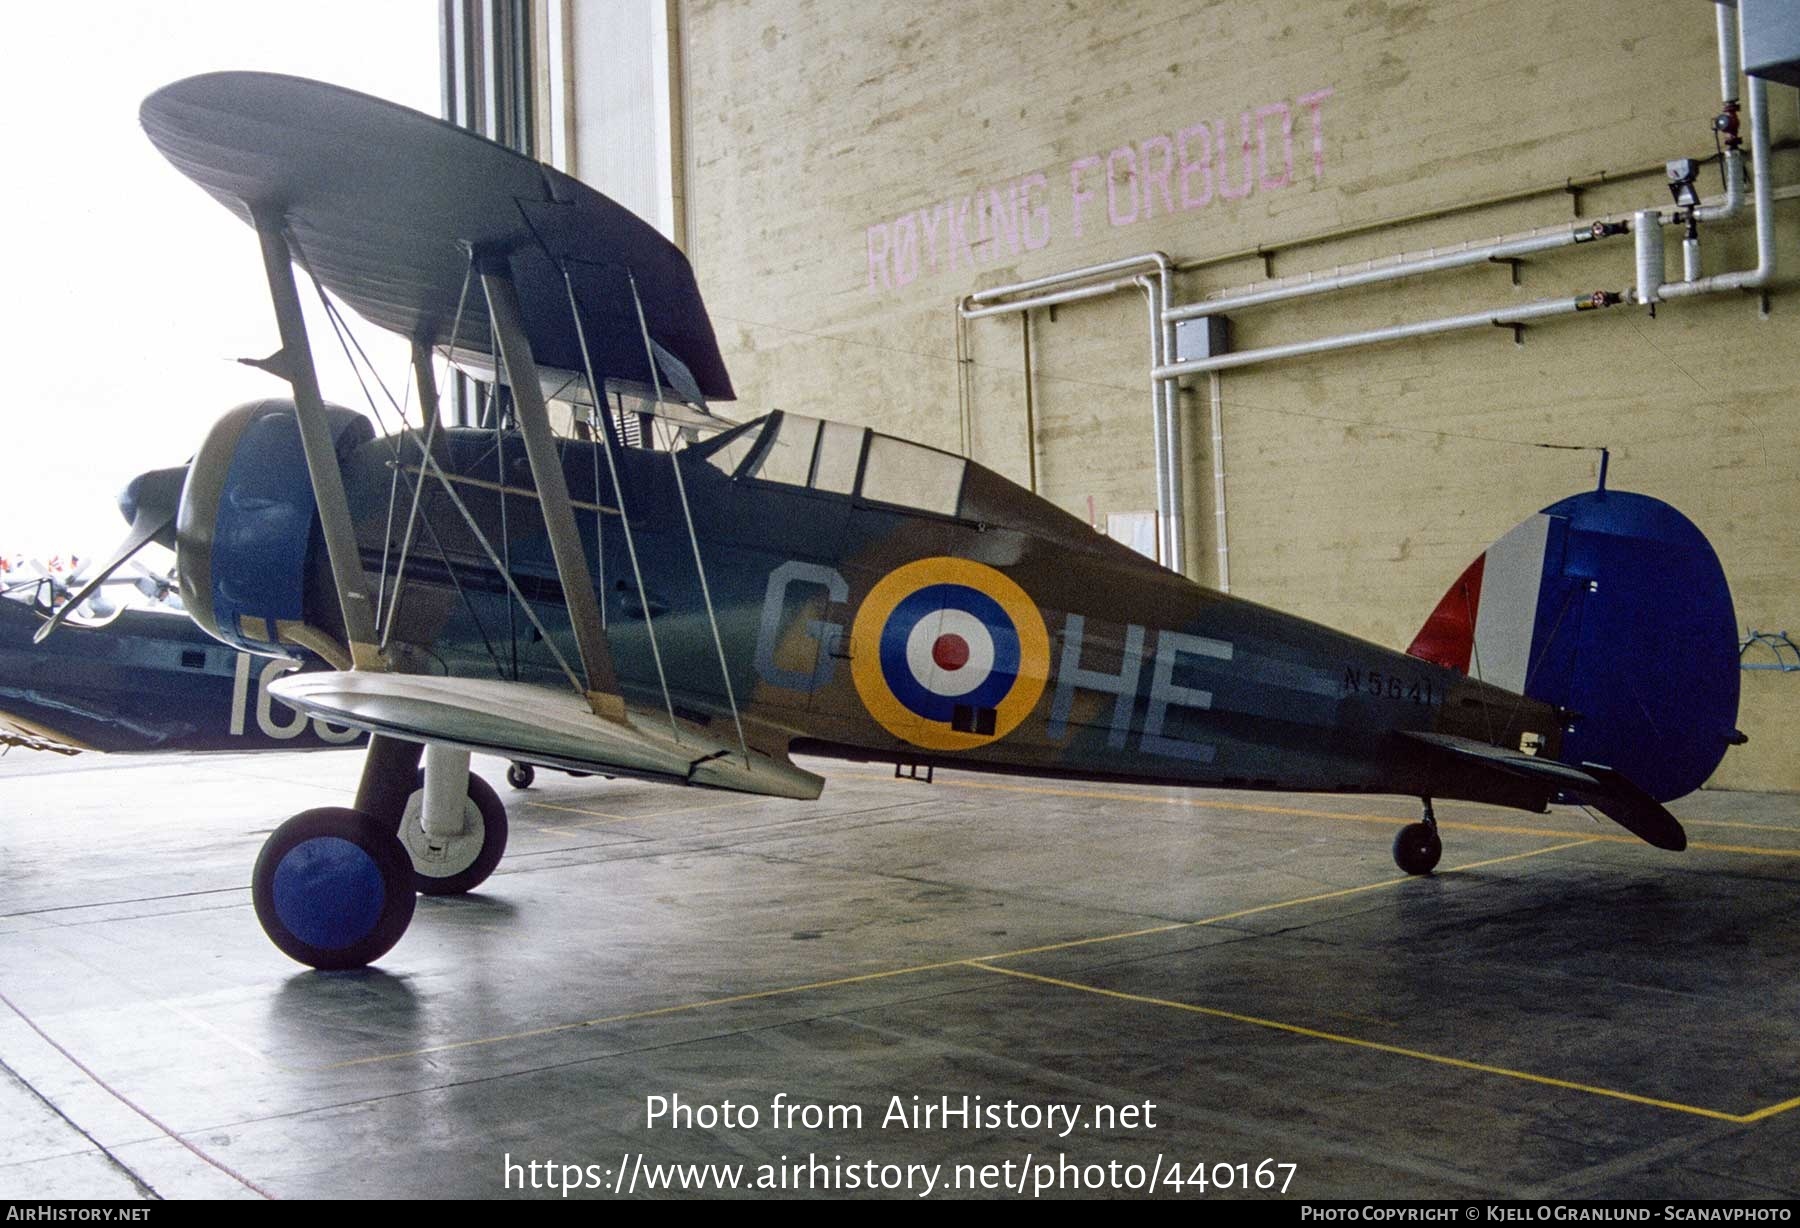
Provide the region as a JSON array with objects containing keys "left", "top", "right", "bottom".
[{"left": 270, "top": 672, "right": 823, "bottom": 801}]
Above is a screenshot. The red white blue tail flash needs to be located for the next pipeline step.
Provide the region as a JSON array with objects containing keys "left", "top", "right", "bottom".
[{"left": 1409, "top": 489, "right": 1740, "bottom": 802}]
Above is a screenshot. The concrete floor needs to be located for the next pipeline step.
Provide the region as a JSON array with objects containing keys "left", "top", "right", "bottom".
[{"left": 0, "top": 747, "right": 1796, "bottom": 1201}]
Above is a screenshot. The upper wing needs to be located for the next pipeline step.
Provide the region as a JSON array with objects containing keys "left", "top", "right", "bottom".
[
  {"left": 140, "top": 71, "right": 735, "bottom": 403},
  {"left": 270, "top": 672, "right": 823, "bottom": 801},
  {"left": 1398, "top": 730, "right": 1686, "bottom": 851}
]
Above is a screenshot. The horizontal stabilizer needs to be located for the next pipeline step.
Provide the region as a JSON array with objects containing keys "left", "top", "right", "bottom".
[
  {"left": 270, "top": 672, "right": 823, "bottom": 801},
  {"left": 1400, "top": 730, "right": 1595, "bottom": 788},
  {"left": 1397, "top": 730, "right": 1686, "bottom": 851},
  {"left": 1570, "top": 763, "right": 1688, "bottom": 852}
]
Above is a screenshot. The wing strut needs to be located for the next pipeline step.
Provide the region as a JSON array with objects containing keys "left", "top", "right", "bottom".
[
  {"left": 251, "top": 210, "right": 384, "bottom": 670},
  {"left": 479, "top": 257, "right": 628, "bottom": 724}
]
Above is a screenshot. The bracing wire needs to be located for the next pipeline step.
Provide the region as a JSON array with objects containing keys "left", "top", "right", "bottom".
[
  {"left": 627, "top": 269, "right": 751, "bottom": 769},
  {"left": 561, "top": 264, "right": 680, "bottom": 739},
  {"left": 399, "top": 439, "right": 588, "bottom": 695},
  {"left": 381, "top": 258, "right": 470, "bottom": 644},
  {"left": 301, "top": 253, "right": 508, "bottom": 678},
  {"left": 588, "top": 402, "right": 607, "bottom": 628},
  {"left": 491, "top": 315, "right": 517, "bottom": 680},
  {"left": 293, "top": 250, "right": 406, "bottom": 626}
]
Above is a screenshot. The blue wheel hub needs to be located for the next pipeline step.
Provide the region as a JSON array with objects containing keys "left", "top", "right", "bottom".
[{"left": 270, "top": 835, "right": 386, "bottom": 950}]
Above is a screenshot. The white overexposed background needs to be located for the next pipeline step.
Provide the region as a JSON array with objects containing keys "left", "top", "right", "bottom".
[{"left": 0, "top": 2, "right": 439, "bottom": 570}]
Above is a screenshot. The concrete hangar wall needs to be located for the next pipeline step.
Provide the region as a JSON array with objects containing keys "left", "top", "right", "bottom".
[{"left": 565, "top": 0, "right": 1798, "bottom": 793}]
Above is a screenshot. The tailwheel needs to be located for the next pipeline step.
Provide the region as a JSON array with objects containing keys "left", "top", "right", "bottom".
[
  {"left": 506, "top": 761, "right": 535, "bottom": 790},
  {"left": 399, "top": 770, "right": 509, "bottom": 896},
  {"left": 1392, "top": 797, "right": 1442, "bottom": 875},
  {"left": 252, "top": 807, "right": 417, "bottom": 970}
]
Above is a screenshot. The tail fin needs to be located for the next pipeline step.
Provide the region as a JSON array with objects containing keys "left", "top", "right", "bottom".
[{"left": 1408, "top": 489, "right": 1741, "bottom": 802}]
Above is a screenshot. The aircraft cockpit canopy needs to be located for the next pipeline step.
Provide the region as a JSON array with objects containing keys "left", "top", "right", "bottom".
[{"left": 694, "top": 412, "right": 969, "bottom": 519}]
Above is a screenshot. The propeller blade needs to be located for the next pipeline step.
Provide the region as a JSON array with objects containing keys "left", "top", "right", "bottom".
[
  {"left": 116, "top": 465, "right": 187, "bottom": 553},
  {"left": 33, "top": 465, "right": 186, "bottom": 644},
  {"left": 33, "top": 522, "right": 161, "bottom": 640}
]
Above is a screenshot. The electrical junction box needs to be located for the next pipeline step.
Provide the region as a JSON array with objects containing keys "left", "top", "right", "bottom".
[
  {"left": 1174, "top": 315, "right": 1231, "bottom": 363},
  {"left": 1741, "top": 0, "right": 1800, "bottom": 88}
]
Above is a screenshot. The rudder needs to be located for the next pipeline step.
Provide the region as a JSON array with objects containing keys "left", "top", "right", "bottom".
[{"left": 1408, "top": 489, "right": 1740, "bottom": 802}]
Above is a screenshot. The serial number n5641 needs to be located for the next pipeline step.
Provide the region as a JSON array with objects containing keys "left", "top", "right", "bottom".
[{"left": 1342, "top": 665, "right": 1437, "bottom": 706}]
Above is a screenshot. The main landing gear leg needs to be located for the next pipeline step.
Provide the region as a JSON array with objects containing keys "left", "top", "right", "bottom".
[
  {"left": 400, "top": 745, "right": 508, "bottom": 896},
  {"left": 1392, "top": 797, "right": 1443, "bottom": 876},
  {"left": 251, "top": 735, "right": 423, "bottom": 970}
]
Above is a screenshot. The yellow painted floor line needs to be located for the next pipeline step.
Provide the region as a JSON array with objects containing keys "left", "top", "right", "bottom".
[
  {"left": 965, "top": 962, "right": 1789, "bottom": 1126},
  {"left": 317, "top": 955, "right": 982, "bottom": 1070},
  {"left": 523, "top": 796, "right": 759, "bottom": 827},
  {"left": 1678, "top": 839, "right": 1800, "bottom": 859},
  {"left": 848, "top": 771, "right": 1414, "bottom": 824},
  {"left": 976, "top": 839, "right": 1599, "bottom": 961},
  {"left": 1682, "top": 817, "right": 1800, "bottom": 835},
  {"left": 852, "top": 773, "right": 1800, "bottom": 858},
  {"left": 1737, "top": 1092, "right": 1800, "bottom": 1124},
  {"left": 511, "top": 817, "right": 588, "bottom": 839},
  {"left": 310, "top": 839, "right": 1586, "bottom": 1071}
]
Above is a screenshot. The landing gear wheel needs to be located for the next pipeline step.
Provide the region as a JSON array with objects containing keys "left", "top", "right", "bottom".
[
  {"left": 252, "top": 807, "right": 416, "bottom": 970},
  {"left": 1393, "top": 822, "right": 1443, "bottom": 875},
  {"left": 506, "top": 762, "right": 535, "bottom": 790},
  {"left": 399, "top": 770, "right": 508, "bottom": 896}
]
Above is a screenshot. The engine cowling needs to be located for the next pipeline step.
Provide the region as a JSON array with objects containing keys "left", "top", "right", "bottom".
[{"left": 176, "top": 397, "right": 374, "bottom": 661}]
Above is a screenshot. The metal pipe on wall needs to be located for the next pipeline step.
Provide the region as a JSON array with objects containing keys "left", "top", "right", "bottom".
[
  {"left": 967, "top": 253, "right": 1172, "bottom": 306},
  {"left": 959, "top": 252, "right": 1185, "bottom": 574},
  {"left": 1020, "top": 312, "right": 1038, "bottom": 493},
  {"left": 1635, "top": 210, "right": 1666, "bottom": 307},
  {"left": 960, "top": 274, "right": 1142, "bottom": 321},
  {"left": 1153, "top": 294, "right": 1621, "bottom": 380},
  {"left": 1158, "top": 274, "right": 1183, "bottom": 576},
  {"left": 1692, "top": 1, "right": 1745, "bottom": 226},
  {"left": 1135, "top": 275, "right": 1178, "bottom": 570},
  {"left": 1659, "top": 76, "right": 1776, "bottom": 299},
  {"left": 1208, "top": 372, "right": 1229, "bottom": 594},
  {"left": 1694, "top": 147, "right": 1745, "bottom": 225},
  {"left": 1716, "top": 0, "right": 1741, "bottom": 106},
  {"left": 1164, "top": 224, "right": 1610, "bottom": 323}
]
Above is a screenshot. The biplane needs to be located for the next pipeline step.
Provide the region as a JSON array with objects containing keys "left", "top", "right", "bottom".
[
  {"left": 75, "top": 72, "right": 1740, "bottom": 969},
  {"left": 1, "top": 587, "right": 364, "bottom": 757}
]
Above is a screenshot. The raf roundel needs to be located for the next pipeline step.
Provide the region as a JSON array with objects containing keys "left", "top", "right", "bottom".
[{"left": 849, "top": 558, "right": 1050, "bottom": 751}]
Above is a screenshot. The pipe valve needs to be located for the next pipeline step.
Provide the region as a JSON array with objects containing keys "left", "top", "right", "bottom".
[
  {"left": 1583, "top": 220, "right": 1629, "bottom": 242},
  {"left": 1714, "top": 100, "right": 1741, "bottom": 151}
]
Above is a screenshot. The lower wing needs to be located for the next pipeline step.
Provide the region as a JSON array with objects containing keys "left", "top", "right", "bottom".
[{"left": 270, "top": 671, "right": 823, "bottom": 800}]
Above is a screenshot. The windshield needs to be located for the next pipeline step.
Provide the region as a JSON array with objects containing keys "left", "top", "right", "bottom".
[{"left": 693, "top": 412, "right": 967, "bottom": 517}]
